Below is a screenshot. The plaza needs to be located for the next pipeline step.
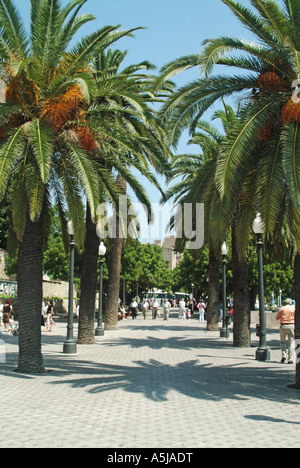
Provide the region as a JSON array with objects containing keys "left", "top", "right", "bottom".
[{"left": 1, "top": 312, "right": 300, "bottom": 449}]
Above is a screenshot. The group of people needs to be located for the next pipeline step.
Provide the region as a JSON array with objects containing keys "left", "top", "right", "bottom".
[
  {"left": 126, "top": 298, "right": 172, "bottom": 321},
  {"left": 177, "top": 297, "right": 206, "bottom": 322},
  {"left": 123, "top": 297, "right": 207, "bottom": 323},
  {"left": 0, "top": 292, "right": 296, "bottom": 365}
]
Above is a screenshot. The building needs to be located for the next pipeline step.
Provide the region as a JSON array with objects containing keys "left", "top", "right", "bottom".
[{"left": 153, "top": 237, "right": 182, "bottom": 271}]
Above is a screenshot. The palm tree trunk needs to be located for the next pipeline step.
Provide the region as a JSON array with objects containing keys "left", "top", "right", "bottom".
[
  {"left": 294, "top": 253, "right": 300, "bottom": 388},
  {"left": 77, "top": 205, "right": 99, "bottom": 344},
  {"left": 206, "top": 248, "right": 220, "bottom": 331},
  {"left": 17, "top": 210, "right": 45, "bottom": 373},
  {"left": 104, "top": 174, "right": 126, "bottom": 331},
  {"left": 232, "top": 225, "right": 251, "bottom": 347}
]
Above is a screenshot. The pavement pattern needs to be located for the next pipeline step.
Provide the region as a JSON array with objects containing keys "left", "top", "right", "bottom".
[{"left": 1, "top": 311, "right": 300, "bottom": 448}]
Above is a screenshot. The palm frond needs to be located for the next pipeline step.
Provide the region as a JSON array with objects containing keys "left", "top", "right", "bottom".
[
  {"left": 258, "top": 133, "right": 284, "bottom": 235},
  {"left": 0, "top": 0, "right": 28, "bottom": 58},
  {"left": 28, "top": 119, "right": 54, "bottom": 183},
  {"left": 65, "top": 140, "right": 100, "bottom": 221},
  {"left": 282, "top": 122, "right": 300, "bottom": 212},
  {"left": 0, "top": 125, "right": 26, "bottom": 201}
]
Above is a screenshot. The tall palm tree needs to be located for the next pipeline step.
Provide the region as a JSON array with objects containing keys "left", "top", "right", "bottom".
[
  {"left": 165, "top": 102, "right": 251, "bottom": 344},
  {"left": 157, "top": 0, "right": 299, "bottom": 233},
  {"left": 156, "top": 0, "right": 299, "bottom": 348},
  {"left": 164, "top": 118, "right": 224, "bottom": 331},
  {"left": 77, "top": 49, "right": 170, "bottom": 338},
  {"left": 0, "top": 0, "right": 141, "bottom": 373}
]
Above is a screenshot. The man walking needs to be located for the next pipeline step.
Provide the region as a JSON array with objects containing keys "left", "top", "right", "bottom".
[
  {"left": 152, "top": 298, "right": 160, "bottom": 320},
  {"left": 142, "top": 300, "right": 149, "bottom": 320},
  {"left": 163, "top": 298, "right": 171, "bottom": 321},
  {"left": 130, "top": 298, "right": 138, "bottom": 320},
  {"left": 276, "top": 298, "right": 295, "bottom": 364}
]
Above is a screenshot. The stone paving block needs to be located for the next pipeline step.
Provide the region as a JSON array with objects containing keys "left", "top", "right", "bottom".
[{"left": 1, "top": 314, "right": 300, "bottom": 448}]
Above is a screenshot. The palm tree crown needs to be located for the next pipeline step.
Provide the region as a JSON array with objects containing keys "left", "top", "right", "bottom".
[{"left": 156, "top": 0, "right": 300, "bottom": 247}]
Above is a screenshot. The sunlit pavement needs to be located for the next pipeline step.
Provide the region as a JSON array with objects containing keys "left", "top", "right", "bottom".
[{"left": 1, "top": 310, "right": 300, "bottom": 448}]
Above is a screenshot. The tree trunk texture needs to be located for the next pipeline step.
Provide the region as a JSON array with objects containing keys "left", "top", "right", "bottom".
[
  {"left": 78, "top": 205, "right": 99, "bottom": 344},
  {"left": 294, "top": 253, "right": 300, "bottom": 388},
  {"left": 232, "top": 225, "right": 251, "bottom": 348},
  {"left": 206, "top": 249, "right": 220, "bottom": 331},
  {"left": 104, "top": 174, "right": 127, "bottom": 331},
  {"left": 17, "top": 210, "right": 45, "bottom": 373}
]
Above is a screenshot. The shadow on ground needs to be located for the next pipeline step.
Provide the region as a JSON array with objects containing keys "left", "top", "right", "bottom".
[{"left": 1, "top": 330, "right": 299, "bottom": 407}]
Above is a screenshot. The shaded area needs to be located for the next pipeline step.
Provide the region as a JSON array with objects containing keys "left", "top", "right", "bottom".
[{"left": 1, "top": 322, "right": 299, "bottom": 407}]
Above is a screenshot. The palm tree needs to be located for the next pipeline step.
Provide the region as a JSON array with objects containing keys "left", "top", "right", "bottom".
[
  {"left": 156, "top": 0, "right": 299, "bottom": 349},
  {"left": 0, "top": 0, "right": 141, "bottom": 372},
  {"left": 164, "top": 118, "right": 224, "bottom": 331},
  {"left": 77, "top": 49, "right": 170, "bottom": 338}
]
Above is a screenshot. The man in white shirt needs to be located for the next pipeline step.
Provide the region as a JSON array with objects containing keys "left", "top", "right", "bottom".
[
  {"left": 130, "top": 299, "right": 138, "bottom": 320},
  {"left": 179, "top": 299, "right": 186, "bottom": 319},
  {"left": 142, "top": 300, "right": 149, "bottom": 320},
  {"left": 152, "top": 299, "right": 160, "bottom": 319},
  {"left": 163, "top": 299, "right": 171, "bottom": 321}
]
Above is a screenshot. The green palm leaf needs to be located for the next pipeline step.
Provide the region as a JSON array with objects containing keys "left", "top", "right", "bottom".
[
  {"left": 29, "top": 119, "right": 54, "bottom": 183},
  {"left": 0, "top": 126, "right": 26, "bottom": 201},
  {"left": 66, "top": 141, "right": 100, "bottom": 221},
  {"left": 282, "top": 123, "right": 300, "bottom": 212},
  {"left": 258, "top": 134, "right": 284, "bottom": 235},
  {"left": 216, "top": 96, "right": 280, "bottom": 198}
]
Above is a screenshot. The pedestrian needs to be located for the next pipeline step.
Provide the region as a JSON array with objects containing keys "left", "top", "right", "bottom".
[
  {"left": 130, "top": 298, "right": 138, "bottom": 320},
  {"left": 45, "top": 300, "right": 54, "bottom": 332},
  {"left": 197, "top": 299, "right": 206, "bottom": 323},
  {"left": 152, "top": 298, "right": 160, "bottom": 320},
  {"left": 188, "top": 299, "right": 194, "bottom": 318},
  {"left": 163, "top": 298, "right": 171, "bottom": 321},
  {"left": 276, "top": 298, "right": 295, "bottom": 364},
  {"left": 142, "top": 300, "right": 149, "bottom": 320},
  {"left": 3, "top": 299, "right": 12, "bottom": 332},
  {"left": 178, "top": 298, "right": 186, "bottom": 319},
  {"left": 120, "top": 303, "right": 127, "bottom": 320},
  {"left": 0, "top": 299, "right": 3, "bottom": 327},
  {"left": 41, "top": 307, "right": 45, "bottom": 327}
]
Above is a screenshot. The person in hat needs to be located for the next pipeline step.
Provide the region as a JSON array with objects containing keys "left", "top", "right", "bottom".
[{"left": 276, "top": 298, "right": 295, "bottom": 364}]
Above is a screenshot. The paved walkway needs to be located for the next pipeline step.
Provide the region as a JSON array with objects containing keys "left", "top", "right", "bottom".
[{"left": 1, "top": 311, "right": 300, "bottom": 448}]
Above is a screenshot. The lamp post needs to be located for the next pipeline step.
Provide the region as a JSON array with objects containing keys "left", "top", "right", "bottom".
[
  {"left": 63, "top": 221, "right": 77, "bottom": 354},
  {"left": 123, "top": 278, "right": 126, "bottom": 307},
  {"left": 252, "top": 213, "right": 271, "bottom": 361},
  {"left": 95, "top": 242, "right": 106, "bottom": 337},
  {"left": 220, "top": 242, "right": 230, "bottom": 339}
]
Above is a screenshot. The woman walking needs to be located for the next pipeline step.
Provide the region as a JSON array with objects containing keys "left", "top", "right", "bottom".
[
  {"left": 3, "top": 300, "right": 12, "bottom": 332},
  {"left": 45, "top": 300, "right": 54, "bottom": 332}
]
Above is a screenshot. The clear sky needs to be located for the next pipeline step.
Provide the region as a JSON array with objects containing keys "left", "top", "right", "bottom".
[{"left": 15, "top": 0, "right": 263, "bottom": 240}]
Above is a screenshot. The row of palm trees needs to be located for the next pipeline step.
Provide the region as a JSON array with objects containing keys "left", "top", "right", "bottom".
[{"left": 0, "top": 0, "right": 299, "bottom": 385}]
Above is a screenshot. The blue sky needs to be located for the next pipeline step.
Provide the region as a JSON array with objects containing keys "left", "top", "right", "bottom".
[{"left": 16, "top": 0, "right": 261, "bottom": 239}]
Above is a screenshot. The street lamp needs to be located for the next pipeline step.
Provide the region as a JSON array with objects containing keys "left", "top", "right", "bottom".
[
  {"left": 220, "top": 242, "right": 230, "bottom": 339},
  {"left": 95, "top": 241, "right": 106, "bottom": 337},
  {"left": 252, "top": 213, "right": 270, "bottom": 361},
  {"left": 63, "top": 221, "right": 77, "bottom": 354},
  {"left": 123, "top": 277, "right": 126, "bottom": 307}
]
